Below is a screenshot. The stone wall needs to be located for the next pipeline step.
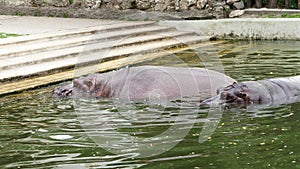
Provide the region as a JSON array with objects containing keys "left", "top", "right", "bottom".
[{"left": 0, "top": 0, "right": 245, "bottom": 19}]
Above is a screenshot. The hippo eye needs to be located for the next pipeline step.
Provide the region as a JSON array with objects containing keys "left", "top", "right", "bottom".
[
  {"left": 240, "top": 84, "right": 248, "bottom": 91},
  {"left": 84, "top": 80, "right": 94, "bottom": 88},
  {"left": 220, "top": 92, "right": 228, "bottom": 99}
]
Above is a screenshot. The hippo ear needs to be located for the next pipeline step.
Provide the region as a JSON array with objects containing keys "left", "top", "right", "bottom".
[
  {"left": 217, "top": 87, "right": 224, "bottom": 94},
  {"left": 231, "top": 82, "right": 239, "bottom": 88},
  {"left": 216, "top": 82, "right": 237, "bottom": 94},
  {"left": 219, "top": 82, "right": 238, "bottom": 93}
]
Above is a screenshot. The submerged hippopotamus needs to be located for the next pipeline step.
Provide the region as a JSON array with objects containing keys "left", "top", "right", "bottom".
[
  {"left": 53, "top": 66, "right": 235, "bottom": 101},
  {"left": 202, "top": 76, "right": 300, "bottom": 108}
]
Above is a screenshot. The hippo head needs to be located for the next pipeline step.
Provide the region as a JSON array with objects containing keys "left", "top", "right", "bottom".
[
  {"left": 202, "top": 82, "right": 271, "bottom": 107},
  {"left": 53, "top": 74, "right": 111, "bottom": 98},
  {"left": 52, "top": 75, "right": 98, "bottom": 97}
]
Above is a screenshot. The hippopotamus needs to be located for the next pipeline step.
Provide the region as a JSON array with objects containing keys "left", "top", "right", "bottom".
[
  {"left": 202, "top": 76, "right": 300, "bottom": 108},
  {"left": 53, "top": 66, "right": 235, "bottom": 101}
]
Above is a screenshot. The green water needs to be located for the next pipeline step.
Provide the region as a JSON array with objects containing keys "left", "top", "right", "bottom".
[{"left": 1, "top": 40, "right": 300, "bottom": 168}]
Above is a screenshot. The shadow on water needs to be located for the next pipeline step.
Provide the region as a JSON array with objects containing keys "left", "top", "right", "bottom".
[{"left": 1, "top": 40, "right": 300, "bottom": 168}]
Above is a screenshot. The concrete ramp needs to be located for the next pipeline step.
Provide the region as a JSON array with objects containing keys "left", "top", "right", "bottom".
[{"left": 0, "top": 19, "right": 211, "bottom": 96}]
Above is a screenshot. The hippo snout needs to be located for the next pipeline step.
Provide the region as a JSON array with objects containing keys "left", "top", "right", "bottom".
[
  {"left": 201, "top": 91, "right": 247, "bottom": 106},
  {"left": 201, "top": 95, "right": 222, "bottom": 106},
  {"left": 53, "top": 84, "right": 73, "bottom": 97}
]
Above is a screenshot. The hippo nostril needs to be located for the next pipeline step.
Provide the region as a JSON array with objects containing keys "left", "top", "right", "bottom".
[
  {"left": 53, "top": 86, "right": 71, "bottom": 97},
  {"left": 65, "top": 89, "right": 72, "bottom": 96},
  {"left": 241, "top": 93, "right": 248, "bottom": 98},
  {"left": 236, "top": 92, "right": 248, "bottom": 99}
]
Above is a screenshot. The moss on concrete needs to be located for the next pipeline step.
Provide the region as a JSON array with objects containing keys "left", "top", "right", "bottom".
[{"left": 0, "top": 32, "right": 21, "bottom": 38}]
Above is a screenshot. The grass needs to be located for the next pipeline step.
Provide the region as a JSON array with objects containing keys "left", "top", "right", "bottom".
[
  {"left": 0, "top": 32, "right": 22, "bottom": 39},
  {"left": 281, "top": 13, "right": 300, "bottom": 18},
  {"left": 63, "top": 12, "right": 69, "bottom": 18},
  {"left": 266, "top": 13, "right": 300, "bottom": 18},
  {"left": 15, "top": 11, "right": 26, "bottom": 16}
]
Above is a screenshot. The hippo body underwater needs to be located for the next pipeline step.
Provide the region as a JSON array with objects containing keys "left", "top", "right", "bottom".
[
  {"left": 202, "top": 76, "right": 300, "bottom": 108},
  {"left": 53, "top": 66, "right": 236, "bottom": 100}
]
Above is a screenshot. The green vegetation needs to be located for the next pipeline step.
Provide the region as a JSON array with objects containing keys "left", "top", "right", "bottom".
[
  {"left": 0, "top": 32, "right": 21, "bottom": 39},
  {"left": 34, "top": 10, "right": 42, "bottom": 17},
  {"left": 225, "top": 7, "right": 231, "bottom": 17},
  {"left": 281, "top": 13, "right": 300, "bottom": 18},
  {"left": 15, "top": 11, "right": 26, "bottom": 16},
  {"left": 63, "top": 12, "right": 69, "bottom": 18},
  {"left": 243, "top": 0, "right": 298, "bottom": 8},
  {"left": 43, "top": 0, "right": 48, "bottom": 6},
  {"left": 290, "top": 0, "right": 299, "bottom": 8},
  {"left": 266, "top": 13, "right": 300, "bottom": 18}
]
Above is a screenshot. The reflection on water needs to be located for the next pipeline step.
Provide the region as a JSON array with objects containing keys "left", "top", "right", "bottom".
[
  {"left": 74, "top": 97, "right": 206, "bottom": 158},
  {"left": 1, "top": 40, "right": 300, "bottom": 168}
]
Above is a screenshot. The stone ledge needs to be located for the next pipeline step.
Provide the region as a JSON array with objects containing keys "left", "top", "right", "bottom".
[
  {"left": 244, "top": 8, "right": 300, "bottom": 15},
  {"left": 0, "top": 6, "right": 217, "bottom": 20},
  {"left": 160, "top": 18, "right": 300, "bottom": 40}
]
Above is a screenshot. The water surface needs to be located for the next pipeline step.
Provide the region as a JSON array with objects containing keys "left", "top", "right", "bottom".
[{"left": 1, "top": 40, "right": 300, "bottom": 168}]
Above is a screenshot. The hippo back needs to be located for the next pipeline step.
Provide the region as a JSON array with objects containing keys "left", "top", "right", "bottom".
[{"left": 111, "top": 66, "right": 236, "bottom": 100}]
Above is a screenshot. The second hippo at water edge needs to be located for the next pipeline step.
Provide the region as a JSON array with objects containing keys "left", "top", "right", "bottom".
[{"left": 202, "top": 76, "right": 300, "bottom": 108}]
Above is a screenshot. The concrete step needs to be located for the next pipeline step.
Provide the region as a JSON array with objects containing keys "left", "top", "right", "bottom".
[
  {"left": 0, "top": 21, "right": 156, "bottom": 46},
  {"left": 0, "top": 19, "right": 215, "bottom": 96},
  {"left": 0, "top": 41, "right": 224, "bottom": 96},
  {"left": 0, "top": 31, "right": 196, "bottom": 70},
  {"left": 0, "top": 35, "right": 209, "bottom": 82},
  {"left": 0, "top": 25, "right": 175, "bottom": 58}
]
